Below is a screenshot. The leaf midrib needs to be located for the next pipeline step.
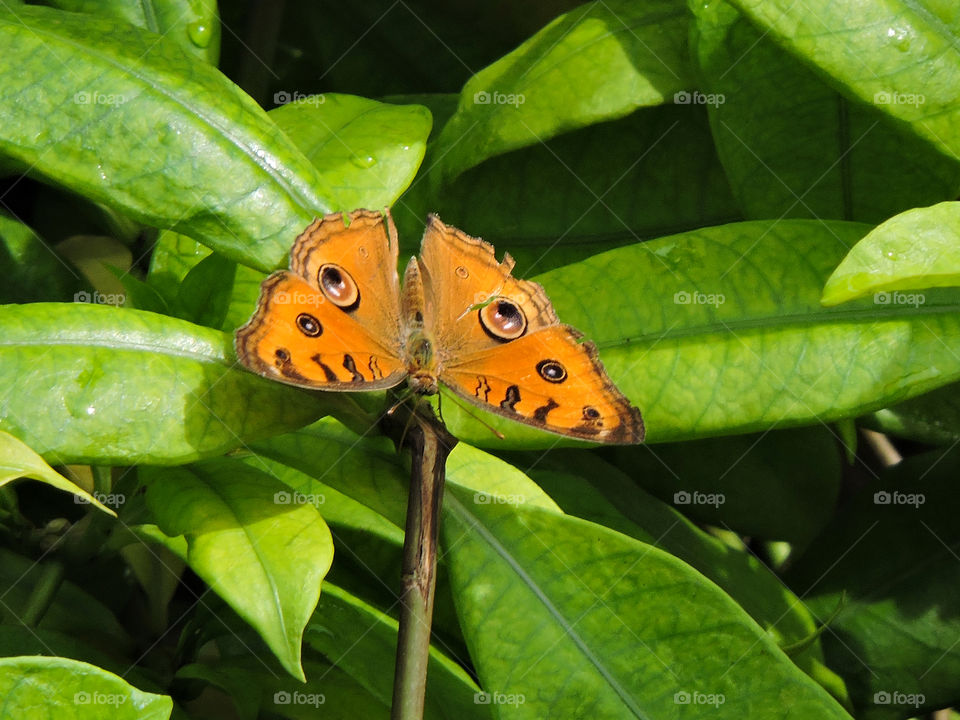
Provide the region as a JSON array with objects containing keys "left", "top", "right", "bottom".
[{"left": 594, "top": 303, "right": 960, "bottom": 350}]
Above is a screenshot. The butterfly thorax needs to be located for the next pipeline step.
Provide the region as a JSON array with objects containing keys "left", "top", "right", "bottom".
[{"left": 401, "top": 256, "right": 439, "bottom": 395}]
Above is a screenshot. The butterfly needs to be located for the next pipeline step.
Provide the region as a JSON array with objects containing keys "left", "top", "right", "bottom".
[{"left": 235, "top": 210, "right": 643, "bottom": 444}]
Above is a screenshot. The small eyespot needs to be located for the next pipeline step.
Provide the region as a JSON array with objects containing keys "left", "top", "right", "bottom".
[
  {"left": 537, "top": 359, "right": 567, "bottom": 383},
  {"left": 296, "top": 313, "right": 322, "bottom": 337},
  {"left": 358, "top": 246, "right": 369, "bottom": 259},
  {"left": 455, "top": 265, "right": 469, "bottom": 279},
  {"left": 478, "top": 297, "right": 527, "bottom": 341},
  {"left": 583, "top": 406, "right": 601, "bottom": 420},
  {"left": 275, "top": 348, "right": 290, "bottom": 362},
  {"left": 318, "top": 264, "right": 360, "bottom": 310}
]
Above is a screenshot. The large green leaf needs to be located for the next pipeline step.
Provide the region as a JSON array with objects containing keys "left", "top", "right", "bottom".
[
  {"left": 398, "top": 104, "right": 740, "bottom": 276},
  {"left": 440, "top": 220, "right": 960, "bottom": 446},
  {"left": 786, "top": 448, "right": 960, "bottom": 717},
  {"left": 730, "top": 0, "right": 960, "bottom": 161},
  {"left": 270, "top": 93, "right": 431, "bottom": 211},
  {"left": 0, "top": 5, "right": 330, "bottom": 272},
  {"left": 431, "top": 0, "right": 693, "bottom": 183},
  {"left": 525, "top": 452, "right": 837, "bottom": 674},
  {"left": 442, "top": 484, "right": 852, "bottom": 719},
  {"left": 822, "top": 201, "right": 960, "bottom": 305},
  {"left": 141, "top": 459, "right": 334, "bottom": 680},
  {"left": 0, "top": 656, "right": 171, "bottom": 720},
  {"left": 691, "top": 0, "right": 960, "bottom": 222},
  {"left": 0, "top": 303, "right": 334, "bottom": 464}
]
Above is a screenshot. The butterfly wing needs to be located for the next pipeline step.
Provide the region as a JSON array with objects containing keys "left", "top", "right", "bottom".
[
  {"left": 418, "top": 215, "right": 643, "bottom": 443},
  {"left": 235, "top": 210, "right": 407, "bottom": 391}
]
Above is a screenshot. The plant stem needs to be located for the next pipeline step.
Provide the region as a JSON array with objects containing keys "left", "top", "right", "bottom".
[
  {"left": 390, "top": 413, "right": 456, "bottom": 720},
  {"left": 20, "top": 560, "right": 64, "bottom": 628}
]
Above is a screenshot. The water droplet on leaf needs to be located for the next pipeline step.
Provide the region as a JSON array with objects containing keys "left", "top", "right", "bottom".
[
  {"left": 187, "top": 21, "right": 212, "bottom": 48},
  {"left": 351, "top": 154, "right": 376, "bottom": 168}
]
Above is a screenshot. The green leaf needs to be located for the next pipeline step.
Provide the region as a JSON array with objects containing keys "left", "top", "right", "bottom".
[
  {"left": 442, "top": 484, "right": 852, "bottom": 719},
  {"left": 431, "top": 0, "right": 693, "bottom": 183},
  {"left": 270, "top": 93, "right": 431, "bottom": 211},
  {"left": 175, "top": 251, "right": 237, "bottom": 328},
  {"left": 398, "top": 104, "right": 740, "bottom": 276},
  {"left": 822, "top": 201, "right": 960, "bottom": 305},
  {"left": 0, "top": 5, "right": 332, "bottom": 272},
  {"left": 305, "top": 583, "right": 484, "bottom": 719},
  {"left": 729, "top": 0, "right": 960, "bottom": 161},
  {"left": 441, "top": 220, "right": 960, "bottom": 446},
  {"left": 786, "top": 447, "right": 960, "bottom": 716},
  {"left": 0, "top": 213, "right": 79, "bottom": 302},
  {"left": 866, "top": 381, "right": 960, "bottom": 444},
  {"left": 690, "top": 0, "right": 960, "bottom": 222},
  {"left": 0, "top": 303, "right": 333, "bottom": 464},
  {"left": 0, "top": 430, "right": 115, "bottom": 515},
  {"left": 141, "top": 459, "right": 334, "bottom": 680},
  {"left": 46, "top": 0, "right": 221, "bottom": 64},
  {"left": 526, "top": 450, "right": 845, "bottom": 701},
  {"left": 0, "top": 656, "right": 171, "bottom": 719}
]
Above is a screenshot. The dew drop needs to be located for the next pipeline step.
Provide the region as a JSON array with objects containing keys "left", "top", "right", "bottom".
[
  {"left": 187, "top": 20, "right": 212, "bottom": 48},
  {"left": 351, "top": 154, "right": 376, "bottom": 169}
]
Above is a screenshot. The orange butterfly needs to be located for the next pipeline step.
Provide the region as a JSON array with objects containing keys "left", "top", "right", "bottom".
[{"left": 235, "top": 210, "right": 643, "bottom": 444}]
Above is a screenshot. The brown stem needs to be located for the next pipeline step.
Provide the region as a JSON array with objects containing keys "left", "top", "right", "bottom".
[{"left": 390, "top": 411, "right": 457, "bottom": 720}]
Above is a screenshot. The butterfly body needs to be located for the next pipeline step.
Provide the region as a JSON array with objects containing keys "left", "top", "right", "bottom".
[{"left": 236, "top": 210, "right": 643, "bottom": 444}]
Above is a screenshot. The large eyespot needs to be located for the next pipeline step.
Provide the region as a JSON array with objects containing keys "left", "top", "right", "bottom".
[
  {"left": 318, "top": 263, "right": 360, "bottom": 310},
  {"left": 296, "top": 313, "right": 322, "bottom": 337},
  {"left": 478, "top": 297, "right": 527, "bottom": 341},
  {"left": 537, "top": 359, "right": 567, "bottom": 383}
]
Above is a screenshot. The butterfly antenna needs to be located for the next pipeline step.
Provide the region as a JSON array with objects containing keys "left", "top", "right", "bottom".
[{"left": 438, "top": 387, "right": 506, "bottom": 440}]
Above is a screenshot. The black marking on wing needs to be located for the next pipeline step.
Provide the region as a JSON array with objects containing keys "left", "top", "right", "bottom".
[
  {"left": 368, "top": 356, "right": 383, "bottom": 380},
  {"left": 342, "top": 353, "right": 364, "bottom": 382},
  {"left": 274, "top": 347, "right": 312, "bottom": 383},
  {"left": 311, "top": 354, "right": 339, "bottom": 382},
  {"left": 533, "top": 398, "right": 559, "bottom": 423},
  {"left": 474, "top": 376, "right": 492, "bottom": 402},
  {"left": 500, "top": 385, "right": 521, "bottom": 412}
]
